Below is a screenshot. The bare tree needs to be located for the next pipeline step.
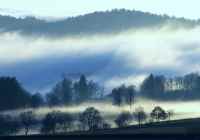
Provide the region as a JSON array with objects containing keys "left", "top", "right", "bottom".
[
  {"left": 56, "top": 112, "right": 74, "bottom": 132},
  {"left": 167, "top": 110, "right": 174, "bottom": 121},
  {"left": 0, "top": 114, "right": 20, "bottom": 136},
  {"left": 19, "top": 111, "right": 36, "bottom": 136},
  {"left": 133, "top": 107, "right": 147, "bottom": 126},
  {"left": 115, "top": 112, "right": 132, "bottom": 128},
  {"left": 101, "top": 122, "right": 111, "bottom": 129},
  {"left": 40, "top": 111, "right": 58, "bottom": 135},
  {"left": 79, "top": 107, "right": 104, "bottom": 131},
  {"left": 150, "top": 106, "right": 167, "bottom": 122}
]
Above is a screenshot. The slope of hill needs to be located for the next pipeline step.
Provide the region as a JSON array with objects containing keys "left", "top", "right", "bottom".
[
  {"left": 0, "top": 9, "right": 198, "bottom": 37},
  {"left": 65, "top": 117, "right": 200, "bottom": 135}
]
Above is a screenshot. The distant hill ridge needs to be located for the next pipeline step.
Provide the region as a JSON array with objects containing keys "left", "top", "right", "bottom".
[{"left": 0, "top": 9, "right": 198, "bottom": 37}]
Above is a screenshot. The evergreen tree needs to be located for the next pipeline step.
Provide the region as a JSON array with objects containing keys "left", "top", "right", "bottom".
[
  {"left": 0, "top": 77, "right": 31, "bottom": 111},
  {"left": 124, "top": 85, "right": 135, "bottom": 110},
  {"left": 140, "top": 74, "right": 165, "bottom": 99},
  {"left": 111, "top": 86, "right": 123, "bottom": 106},
  {"left": 31, "top": 93, "right": 44, "bottom": 108},
  {"left": 46, "top": 77, "right": 73, "bottom": 106},
  {"left": 74, "top": 75, "right": 98, "bottom": 103}
]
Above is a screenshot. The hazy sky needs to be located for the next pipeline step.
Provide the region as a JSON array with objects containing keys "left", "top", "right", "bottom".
[{"left": 0, "top": 0, "right": 199, "bottom": 19}]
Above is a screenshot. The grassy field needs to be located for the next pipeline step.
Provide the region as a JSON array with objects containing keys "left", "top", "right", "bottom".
[
  {"left": 63, "top": 117, "right": 200, "bottom": 135},
  {"left": 2, "top": 99, "right": 200, "bottom": 136},
  {"left": 8, "top": 118, "right": 200, "bottom": 140}
]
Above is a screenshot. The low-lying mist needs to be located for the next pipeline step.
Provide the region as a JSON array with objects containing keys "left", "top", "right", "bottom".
[
  {"left": 2, "top": 99, "right": 200, "bottom": 125},
  {"left": 0, "top": 25, "right": 200, "bottom": 92}
]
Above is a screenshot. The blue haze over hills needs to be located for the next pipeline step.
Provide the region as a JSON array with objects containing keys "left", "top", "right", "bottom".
[{"left": 0, "top": 9, "right": 199, "bottom": 93}]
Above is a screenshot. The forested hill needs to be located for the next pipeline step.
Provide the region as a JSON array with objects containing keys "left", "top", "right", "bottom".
[{"left": 0, "top": 9, "right": 198, "bottom": 37}]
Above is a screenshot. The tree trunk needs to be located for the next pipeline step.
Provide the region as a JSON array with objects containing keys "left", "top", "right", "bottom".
[
  {"left": 139, "top": 119, "right": 141, "bottom": 127},
  {"left": 52, "top": 128, "right": 56, "bottom": 135},
  {"left": 25, "top": 127, "right": 29, "bottom": 136}
]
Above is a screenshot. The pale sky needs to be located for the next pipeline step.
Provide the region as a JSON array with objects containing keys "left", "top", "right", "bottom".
[{"left": 0, "top": 0, "right": 199, "bottom": 19}]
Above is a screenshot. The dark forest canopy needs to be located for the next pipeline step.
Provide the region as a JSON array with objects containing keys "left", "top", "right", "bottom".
[
  {"left": 140, "top": 73, "right": 200, "bottom": 100},
  {"left": 0, "top": 77, "right": 31, "bottom": 110},
  {"left": 0, "top": 9, "right": 198, "bottom": 37},
  {"left": 0, "top": 77, "right": 44, "bottom": 111},
  {"left": 1, "top": 72, "right": 200, "bottom": 111},
  {"left": 46, "top": 75, "right": 103, "bottom": 106}
]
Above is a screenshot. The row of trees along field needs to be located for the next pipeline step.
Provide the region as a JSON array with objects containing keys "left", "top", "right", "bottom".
[
  {"left": 0, "top": 106, "right": 173, "bottom": 135},
  {"left": 1, "top": 73, "right": 200, "bottom": 111}
]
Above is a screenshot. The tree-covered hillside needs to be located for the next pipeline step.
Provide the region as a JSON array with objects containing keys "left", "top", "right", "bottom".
[{"left": 0, "top": 9, "right": 197, "bottom": 37}]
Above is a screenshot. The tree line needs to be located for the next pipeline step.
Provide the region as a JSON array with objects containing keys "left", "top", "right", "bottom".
[
  {"left": 1, "top": 73, "right": 200, "bottom": 111},
  {"left": 0, "top": 106, "right": 173, "bottom": 136},
  {"left": 140, "top": 73, "right": 200, "bottom": 100},
  {"left": 0, "top": 9, "right": 196, "bottom": 37},
  {"left": 0, "top": 75, "right": 102, "bottom": 111}
]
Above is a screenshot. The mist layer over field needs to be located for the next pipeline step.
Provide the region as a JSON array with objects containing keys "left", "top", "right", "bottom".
[
  {"left": 1, "top": 97, "right": 200, "bottom": 135},
  {"left": 1, "top": 25, "right": 200, "bottom": 92},
  {"left": 3, "top": 99, "right": 200, "bottom": 122}
]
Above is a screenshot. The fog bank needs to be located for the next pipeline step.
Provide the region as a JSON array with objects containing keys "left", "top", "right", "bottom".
[{"left": 0, "top": 25, "right": 200, "bottom": 92}]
